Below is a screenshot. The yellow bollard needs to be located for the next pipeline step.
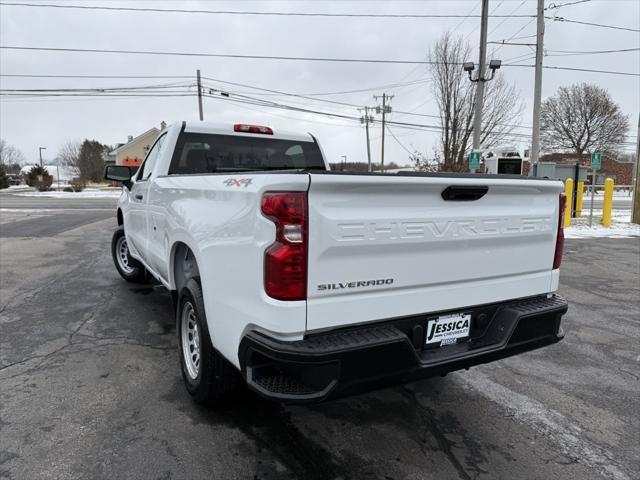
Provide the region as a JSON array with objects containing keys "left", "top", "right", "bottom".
[
  {"left": 602, "top": 178, "right": 614, "bottom": 227},
  {"left": 575, "top": 180, "right": 584, "bottom": 217},
  {"left": 564, "top": 178, "right": 573, "bottom": 228}
]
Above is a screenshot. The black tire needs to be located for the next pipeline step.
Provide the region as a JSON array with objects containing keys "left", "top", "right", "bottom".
[
  {"left": 177, "top": 278, "right": 241, "bottom": 405},
  {"left": 111, "top": 226, "right": 147, "bottom": 283}
]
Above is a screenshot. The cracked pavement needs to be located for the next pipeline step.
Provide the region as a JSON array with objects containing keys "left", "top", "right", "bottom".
[{"left": 0, "top": 193, "right": 638, "bottom": 480}]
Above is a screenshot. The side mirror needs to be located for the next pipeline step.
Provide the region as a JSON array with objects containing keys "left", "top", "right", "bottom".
[{"left": 105, "top": 165, "right": 133, "bottom": 189}]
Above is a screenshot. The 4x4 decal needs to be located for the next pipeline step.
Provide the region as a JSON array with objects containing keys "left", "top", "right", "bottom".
[{"left": 224, "top": 178, "right": 252, "bottom": 188}]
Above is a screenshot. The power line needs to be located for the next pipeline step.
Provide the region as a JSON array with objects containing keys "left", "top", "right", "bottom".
[
  {"left": 0, "top": 74, "right": 429, "bottom": 121},
  {"left": 0, "top": 73, "right": 193, "bottom": 79},
  {"left": 490, "top": 34, "right": 537, "bottom": 43},
  {"left": 1, "top": 2, "right": 635, "bottom": 33},
  {"left": 0, "top": 81, "right": 538, "bottom": 142},
  {"left": 0, "top": 70, "right": 619, "bottom": 132},
  {"left": 0, "top": 2, "right": 536, "bottom": 18},
  {"left": 545, "top": 47, "right": 640, "bottom": 56},
  {"left": 545, "top": 16, "right": 640, "bottom": 32},
  {"left": 465, "top": 0, "right": 503, "bottom": 41},
  {"left": 1, "top": 83, "right": 633, "bottom": 142},
  {"left": 386, "top": 127, "right": 415, "bottom": 156},
  {"left": 200, "top": 77, "right": 531, "bottom": 130},
  {"left": 0, "top": 95, "right": 193, "bottom": 104},
  {"left": 2, "top": 46, "right": 637, "bottom": 77},
  {"left": 491, "top": 17, "right": 536, "bottom": 55},
  {"left": 503, "top": 52, "right": 536, "bottom": 63},
  {"left": 0, "top": 73, "right": 432, "bottom": 96},
  {"left": 505, "top": 64, "right": 640, "bottom": 77},
  {"left": 299, "top": 79, "right": 432, "bottom": 96},
  {"left": 202, "top": 79, "right": 360, "bottom": 111},
  {"left": 487, "top": 0, "right": 526, "bottom": 38},
  {"left": 545, "top": 0, "right": 592, "bottom": 9},
  {"left": 2, "top": 76, "right": 631, "bottom": 143},
  {"left": 202, "top": 76, "right": 407, "bottom": 108},
  {"left": 1, "top": 93, "right": 193, "bottom": 98},
  {"left": 204, "top": 90, "right": 537, "bottom": 141},
  {"left": 205, "top": 81, "right": 533, "bottom": 131},
  {"left": 0, "top": 45, "right": 458, "bottom": 65},
  {"left": 450, "top": 0, "right": 481, "bottom": 32},
  {"left": 500, "top": 47, "right": 640, "bottom": 60},
  {"left": 0, "top": 81, "right": 194, "bottom": 93}
]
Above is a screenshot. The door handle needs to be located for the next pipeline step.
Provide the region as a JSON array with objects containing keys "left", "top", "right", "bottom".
[
  {"left": 135, "top": 194, "right": 143, "bottom": 200},
  {"left": 441, "top": 185, "right": 488, "bottom": 201}
]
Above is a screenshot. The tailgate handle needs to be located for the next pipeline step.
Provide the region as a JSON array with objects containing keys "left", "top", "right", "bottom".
[{"left": 441, "top": 185, "right": 488, "bottom": 201}]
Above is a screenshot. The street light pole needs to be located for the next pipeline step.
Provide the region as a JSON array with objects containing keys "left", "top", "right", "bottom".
[
  {"left": 472, "top": 0, "right": 489, "bottom": 152},
  {"left": 530, "top": 0, "right": 546, "bottom": 176},
  {"left": 463, "top": 0, "right": 500, "bottom": 174},
  {"left": 39, "top": 147, "right": 46, "bottom": 168}
]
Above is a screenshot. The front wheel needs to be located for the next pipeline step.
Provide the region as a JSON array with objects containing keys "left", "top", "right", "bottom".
[
  {"left": 111, "top": 226, "right": 147, "bottom": 283},
  {"left": 177, "top": 278, "right": 241, "bottom": 405}
]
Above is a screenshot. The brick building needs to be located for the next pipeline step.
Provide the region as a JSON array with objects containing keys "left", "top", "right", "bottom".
[{"left": 539, "top": 153, "right": 634, "bottom": 185}]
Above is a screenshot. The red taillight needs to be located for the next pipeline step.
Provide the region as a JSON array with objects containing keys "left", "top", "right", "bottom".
[
  {"left": 234, "top": 124, "right": 273, "bottom": 135},
  {"left": 553, "top": 193, "right": 566, "bottom": 269},
  {"left": 261, "top": 192, "right": 307, "bottom": 300}
]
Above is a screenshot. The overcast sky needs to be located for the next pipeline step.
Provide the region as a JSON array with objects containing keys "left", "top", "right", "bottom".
[{"left": 1, "top": 0, "right": 638, "bottom": 167}]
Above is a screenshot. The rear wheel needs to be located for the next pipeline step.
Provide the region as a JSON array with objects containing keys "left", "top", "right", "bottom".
[
  {"left": 111, "top": 226, "right": 147, "bottom": 283},
  {"left": 177, "top": 278, "right": 241, "bottom": 405}
]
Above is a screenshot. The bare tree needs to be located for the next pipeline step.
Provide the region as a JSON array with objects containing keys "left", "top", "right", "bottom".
[
  {"left": 0, "top": 139, "right": 26, "bottom": 166},
  {"left": 57, "top": 140, "right": 81, "bottom": 168},
  {"left": 540, "top": 83, "right": 629, "bottom": 155},
  {"left": 411, "top": 148, "right": 441, "bottom": 172},
  {"left": 428, "top": 32, "right": 523, "bottom": 170}
]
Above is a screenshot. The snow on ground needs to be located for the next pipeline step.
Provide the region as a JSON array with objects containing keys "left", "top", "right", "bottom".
[
  {"left": 565, "top": 210, "right": 640, "bottom": 239},
  {"left": 583, "top": 192, "right": 633, "bottom": 200},
  {"left": 15, "top": 188, "right": 122, "bottom": 199}
]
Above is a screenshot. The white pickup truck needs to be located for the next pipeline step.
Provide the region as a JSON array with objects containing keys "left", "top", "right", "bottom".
[{"left": 105, "top": 121, "right": 568, "bottom": 405}]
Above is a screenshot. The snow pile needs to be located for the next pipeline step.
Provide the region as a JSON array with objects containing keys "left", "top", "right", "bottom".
[
  {"left": 565, "top": 210, "right": 640, "bottom": 238},
  {"left": 16, "top": 188, "right": 122, "bottom": 199},
  {"left": 19, "top": 164, "right": 80, "bottom": 182}
]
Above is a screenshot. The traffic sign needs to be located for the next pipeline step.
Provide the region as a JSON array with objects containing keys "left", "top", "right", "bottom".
[
  {"left": 591, "top": 152, "right": 602, "bottom": 171},
  {"left": 469, "top": 151, "right": 481, "bottom": 170}
]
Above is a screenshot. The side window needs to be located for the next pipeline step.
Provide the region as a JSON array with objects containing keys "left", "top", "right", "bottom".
[
  {"left": 137, "top": 134, "right": 166, "bottom": 181},
  {"left": 284, "top": 144, "right": 305, "bottom": 167}
]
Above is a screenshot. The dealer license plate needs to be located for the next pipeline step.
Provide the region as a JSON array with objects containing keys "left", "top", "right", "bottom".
[{"left": 426, "top": 313, "right": 471, "bottom": 347}]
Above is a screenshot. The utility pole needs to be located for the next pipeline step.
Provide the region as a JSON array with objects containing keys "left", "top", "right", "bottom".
[
  {"left": 632, "top": 114, "right": 640, "bottom": 224},
  {"left": 530, "top": 0, "right": 545, "bottom": 176},
  {"left": 196, "top": 69, "right": 204, "bottom": 121},
  {"left": 38, "top": 147, "right": 46, "bottom": 168},
  {"left": 360, "top": 106, "right": 373, "bottom": 172},
  {"left": 374, "top": 94, "right": 393, "bottom": 173},
  {"left": 463, "top": 0, "right": 500, "bottom": 174},
  {"left": 472, "top": 0, "right": 489, "bottom": 151}
]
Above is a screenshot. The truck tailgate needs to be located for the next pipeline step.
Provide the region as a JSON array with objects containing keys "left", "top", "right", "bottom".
[{"left": 306, "top": 173, "right": 564, "bottom": 332}]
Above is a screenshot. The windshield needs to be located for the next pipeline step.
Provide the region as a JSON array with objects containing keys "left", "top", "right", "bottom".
[{"left": 168, "top": 132, "right": 326, "bottom": 174}]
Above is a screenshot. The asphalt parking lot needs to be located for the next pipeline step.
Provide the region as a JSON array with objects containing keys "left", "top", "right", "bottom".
[{"left": 1, "top": 193, "right": 638, "bottom": 480}]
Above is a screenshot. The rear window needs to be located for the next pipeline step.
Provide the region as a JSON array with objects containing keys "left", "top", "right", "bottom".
[{"left": 168, "top": 133, "right": 326, "bottom": 175}]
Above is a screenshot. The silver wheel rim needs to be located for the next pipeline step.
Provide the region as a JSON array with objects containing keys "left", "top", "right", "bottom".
[
  {"left": 116, "top": 236, "right": 134, "bottom": 274},
  {"left": 181, "top": 301, "right": 201, "bottom": 380}
]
